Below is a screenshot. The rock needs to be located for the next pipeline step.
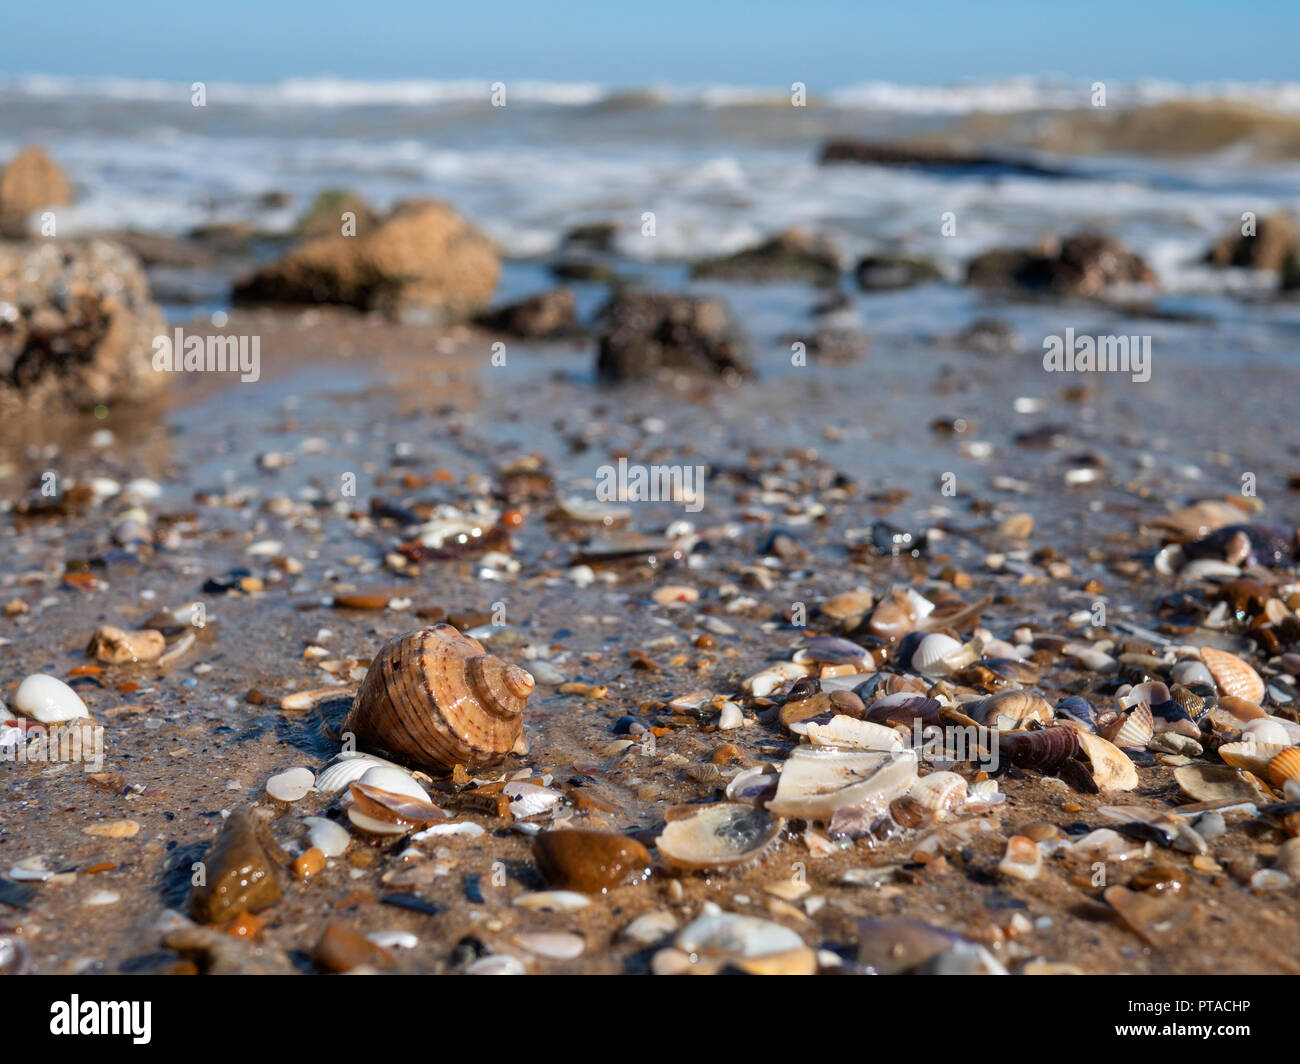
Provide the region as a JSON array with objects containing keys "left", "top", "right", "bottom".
[
  {"left": 163, "top": 926, "right": 296, "bottom": 975},
  {"left": 190, "top": 809, "right": 282, "bottom": 924},
  {"left": 819, "top": 139, "right": 1070, "bottom": 178},
  {"left": 596, "top": 290, "right": 751, "bottom": 382},
  {"left": 691, "top": 229, "right": 841, "bottom": 286},
  {"left": 0, "top": 147, "right": 73, "bottom": 236},
  {"left": 475, "top": 288, "right": 577, "bottom": 338},
  {"left": 787, "top": 328, "right": 869, "bottom": 363},
  {"left": 294, "top": 188, "right": 378, "bottom": 241},
  {"left": 1282, "top": 253, "right": 1300, "bottom": 292},
  {"left": 966, "top": 233, "right": 1156, "bottom": 297},
  {"left": 231, "top": 199, "right": 499, "bottom": 321},
  {"left": 533, "top": 829, "right": 652, "bottom": 893},
  {"left": 952, "top": 317, "right": 1019, "bottom": 355},
  {"left": 1205, "top": 212, "right": 1297, "bottom": 272},
  {"left": 855, "top": 254, "right": 943, "bottom": 291},
  {"left": 562, "top": 222, "right": 618, "bottom": 252},
  {"left": 314, "top": 922, "right": 394, "bottom": 973},
  {"left": 87, "top": 625, "right": 165, "bottom": 665},
  {"left": 550, "top": 257, "right": 619, "bottom": 283},
  {"left": 0, "top": 239, "right": 166, "bottom": 414},
  {"left": 109, "top": 231, "right": 216, "bottom": 268}
]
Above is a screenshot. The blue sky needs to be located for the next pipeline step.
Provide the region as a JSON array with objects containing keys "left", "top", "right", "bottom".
[{"left": 6, "top": 0, "right": 1297, "bottom": 86}]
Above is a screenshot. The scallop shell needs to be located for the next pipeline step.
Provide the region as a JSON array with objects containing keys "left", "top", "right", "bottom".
[
  {"left": 314, "top": 752, "right": 409, "bottom": 794},
  {"left": 1200, "top": 647, "right": 1265, "bottom": 704},
  {"left": 341, "top": 624, "right": 533, "bottom": 773},
  {"left": 655, "top": 803, "right": 783, "bottom": 873},
  {"left": 804, "top": 716, "right": 903, "bottom": 752},
  {"left": 1219, "top": 740, "right": 1290, "bottom": 778},
  {"left": 908, "top": 772, "right": 968, "bottom": 817},
  {"left": 1099, "top": 701, "right": 1154, "bottom": 750},
  {"left": 1073, "top": 731, "right": 1139, "bottom": 792},
  {"left": 767, "top": 747, "right": 918, "bottom": 822}
]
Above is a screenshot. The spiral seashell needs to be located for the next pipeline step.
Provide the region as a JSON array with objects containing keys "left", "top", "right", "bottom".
[
  {"left": 656, "top": 803, "right": 784, "bottom": 873},
  {"left": 1199, "top": 647, "right": 1265, "bottom": 704},
  {"left": 1267, "top": 748, "right": 1300, "bottom": 790},
  {"left": 341, "top": 624, "right": 533, "bottom": 773}
]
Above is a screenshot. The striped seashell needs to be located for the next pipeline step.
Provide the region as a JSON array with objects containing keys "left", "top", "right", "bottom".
[
  {"left": 804, "top": 715, "right": 903, "bottom": 752},
  {"left": 1200, "top": 647, "right": 1265, "bottom": 704},
  {"left": 910, "top": 633, "right": 971, "bottom": 677},
  {"left": 908, "top": 771, "right": 968, "bottom": 816},
  {"left": 1267, "top": 748, "right": 1300, "bottom": 790},
  {"left": 314, "top": 752, "right": 409, "bottom": 794},
  {"left": 341, "top": 624, "right": 533, "bottom": 773},
  {"left": 1099, "top": 701, "right": 1154, "bottom": 750},
  {"left": 1218, "top": 740, "right": 1291, "bottom": 778}
]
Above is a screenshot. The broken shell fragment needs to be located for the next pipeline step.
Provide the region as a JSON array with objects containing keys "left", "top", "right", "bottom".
[
  {"left": 656, "top": 803, "right": 783, "bottom": 874},
  {"left": 998, "top": 836, "right": 1042, "bottom": 881},
  {"left": 1072, "top": 731, "right": 1139, "bottom": 792},
  {"left": 341, "top": 624, "right": 533, "bottom": 773},
  {"left": 674, "top": 912, "right": 812, "bottom": 974},
  {"left": 1099, "top": 701, "right": 1154, "bottom": 750},
  {"left": 348, "top": 782, "right": 450, "bottom": 831},
  {"left": 804, "top": 715, "right": 903, "bottom": 752},
  {"left": 767, "top": 747, "right": 917, "bottom": 822}
]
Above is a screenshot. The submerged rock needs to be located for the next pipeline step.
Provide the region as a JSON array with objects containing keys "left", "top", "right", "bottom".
[
  {"left": 966, "top": 233, "right": 1156, "bottom": 297},
  {"left": 855, "top": 254, "right": 943, "bottom": 291},
  {"left": 691, "top": 229, "right": 841, "bottom": 287},
  {"left": 1205, "top": 211, "right": 1297, "bottom": 272},
  {"left": 819, "top": 139, "right": 1070, "bottom": 178},
  {"left": 475, "top": 288, "right": 577, "bottom": 339},
  {"left": 0, "top": 238, "right": 165, "bottom": 413},
  {"left": 596, "top": 290, "right": 751, "bottom": 382},
  {"left": 190, "top": 809, "right": 282, "bottom": 924},
  {"left": 232, "top": 199, "right": 499, "bottom": 321}
]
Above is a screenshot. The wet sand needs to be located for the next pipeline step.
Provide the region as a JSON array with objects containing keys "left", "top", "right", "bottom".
[{"left": 3, "top": 302, "right": 1300, "bottom": 975}]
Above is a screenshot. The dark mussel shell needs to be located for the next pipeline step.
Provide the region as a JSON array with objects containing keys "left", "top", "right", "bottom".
[
  {"left": 800, "top": 634, "right": 870, "bottom": 666},
  {"left": 1183, "top": 524, "right": 1294, "bottom": 569},
  {"left": 1055, "top": 696, "right": 1097, "bottom": 730},
  {"left": 998, "top": 726, "right": 1082, "bottom": 773},
  {"left": 871, "top": 522, "right": 928, "bottom": 558},
  {"left": 784, "top": 676, "right": 821, "bottom": 702},
  {"left": 865, "top": 693, "right": 942, "bottom": 729}
]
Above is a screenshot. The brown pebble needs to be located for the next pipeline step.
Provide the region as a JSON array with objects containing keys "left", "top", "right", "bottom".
[
  {"left": 293, "top": 848, "right": 326, "bottom": 879},
  {"left": 694, "top": 634, "right": 716, "bottom": 650},
  {"left": 349, "top": 850, "right": 377, "bottom": 869},
  {"left": 190, "top": 809, "right": 281, "bottom": 924},
  {"left": 314, "top": 922, "right": 394, "bottom": 973},
  {"left": 245, "top": 688, "right": 266, "bottom": 705},
  {"left": 1019, "top": 822, "right": 1064, "bottom": 843},
  {"left": 1129, "top": 865, "right": 1187, "bottom": 894},
  {"left": 533, "top": 829, "right": 652, "bottom": 893},
  {"left": 828, "top": 690, "right": 866, "bottom": 717},
  {"left": 332, "top": 592, "right": 392, "bottom": 610}
]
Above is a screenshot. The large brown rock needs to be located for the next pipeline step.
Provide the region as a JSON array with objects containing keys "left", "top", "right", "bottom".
[
  {"left": 0, "top": 147, "right": 73, "bottom": 235},
  {"left": 0, "top": 239, "right": 165, "bottom": 413},
  {"left": 232, "top": 199, "right": 499, "bottom": 320},
  {"left": 1206, "top": 212, "right": 1298, "bottom": 272},
  {"left": 596, "top": 290, "right": 751, "bottom": 383},
  {"left": 294, "top": 188, "right": 378, "bottom": 241},
  {"left": 966, "top": 233, "right": 1156, "bottom": 297}
]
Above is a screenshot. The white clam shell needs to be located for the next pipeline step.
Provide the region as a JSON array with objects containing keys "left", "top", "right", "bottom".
[
  {"left": 13, "top": 674, "right": 89, "bottom": 724},
  {"left": 313, "top": 753, "right": 407, "bottom": 794},
  {"left": 1241, "top": 718, "right": 1293, "bottom": 747},
  {"left": 347, "top": 806, "right": 410, "bottom": 835},
  {"left": 675, "top": 912, "right": 804, "bottom": 960},
  {"left": 302, "top": 817, "right": 351, "bottom": 857},
  {"left": 266, "top": 767, "right": 315, "bottom": 802},
  {"left": 911, "top": 633, "right": 963, "bottom": 676},
  {"left": 742, "top": 661, "right": 815, "bottom": 697},
  {"left": 767, "top": 747, "right": 917, "bottom": 822},
  {"left": 357, "top": 765, "right": 429, "bottom": 801},
  {"left": 513, "top": 890, "right": 590, "bottom": 911}
]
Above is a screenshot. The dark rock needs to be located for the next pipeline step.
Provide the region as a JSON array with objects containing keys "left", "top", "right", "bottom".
[
  {"left": 1284, "top": 253, "right": 1300, "bottom": 292},
  {"left": 0, "top": 238, "right": 166, "bottom": 414},
  {"left": 966, "top": 233, "right": 1156, "bottom": 297},
  {"left": 855, "top": 254, "right": 943, "bottom": 291},
  {"left": 785, "top": 328, "right": 868, "bottom": 362},
  {"left": 562, "top": 221, "right": 618, "bottom": 253},
  {"left": 232, "top": 199, "right": 499, "bottom": 321},
  {"left": 954, "top": 318, "right": 1019, "bottom": 355},
  {"left": 550, "top": 257, "right": 620, "bottom": 283},
  {"left": 691, "top": 229, "right": 841, "bottom": 286},
  {"left": 475, "top": 288, "right": 577, "bottom": 338},
  {"left": 819, "top": 140, "right": 1071, "bottom": 179},
  {"left": 596, "top": 290, "right": 751, "bottom": 382},
  {"left": 1205, "top": 211, "right": 1297, "bottom": 272},
  {"left": 109, "top": 231, "right": 215, "bottom": 268}
]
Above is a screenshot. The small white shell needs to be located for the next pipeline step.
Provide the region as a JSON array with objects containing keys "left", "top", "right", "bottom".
[
  {"left": 910, "top": 633, "right": 963, "bottom": 676},
  {"left": 302, "top": 817, "right": 351, "bottom": 857},
  {"left": 741, "top": 661, "right": 815, "bottom": 697},
  {"left": 1241, "top": 718, "right": 1292, "bottom": 747},
  {"left": 513, "top": 890, "right": 591, "bottom": 911},
  {"left": 347, "top": 806, "right": 410, "bottom": 835},
  {"left": 998, "top": 836, "right": 1042, "bottom": 881},
  {"left": 908, "top": 771, "right": 968, "bottom": 816},
  {"left": 357, "top": 766, "right": 429, "bottom": 801},
  {"left": 313, "top": 753, "right": 407, "bottom": 794},
  {"left": 767, "top": 747, "right": 917, "bottom": 822},
  {"left": 266, "top": 767, "right": 315, "bottom": 803},
  {"left": 13, "top": 674, "right": 89, "bottom": 724}
]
